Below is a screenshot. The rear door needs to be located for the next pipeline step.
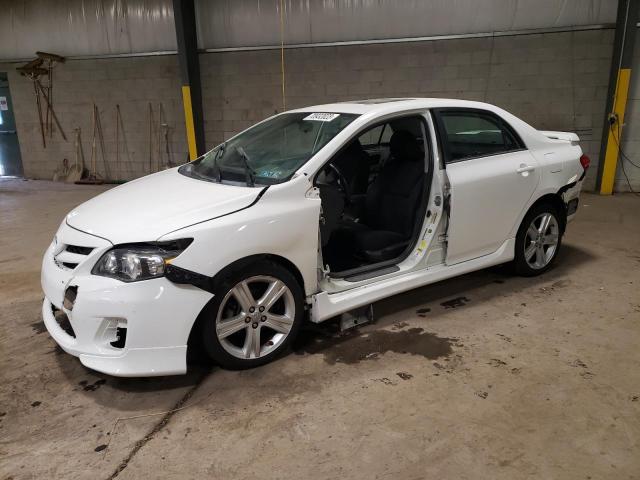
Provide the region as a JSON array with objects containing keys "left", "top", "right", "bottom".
[{"left": 433, "top": 108, "right": 539, "bottom": 265}]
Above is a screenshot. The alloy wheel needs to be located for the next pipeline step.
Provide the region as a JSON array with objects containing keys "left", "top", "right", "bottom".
[
  {"left": 215, "top": 275, "right": 295, "bottom": 359},
  {"left": 524, "top": 212, "right": 559, "bottom": 270}
]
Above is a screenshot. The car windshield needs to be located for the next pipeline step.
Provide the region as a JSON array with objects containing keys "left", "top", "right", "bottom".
[{"left": 179, "top": 112, "right": 359, "bottom": 186}]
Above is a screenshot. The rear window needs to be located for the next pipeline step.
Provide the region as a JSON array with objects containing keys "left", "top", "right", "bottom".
[{"left": 437, "top": 110, "right": 523, "bottom": 162}]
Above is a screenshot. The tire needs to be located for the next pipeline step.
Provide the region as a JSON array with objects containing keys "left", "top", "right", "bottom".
[
  {"left": 513, "top": 203, "right": 563, "bottom": 277},
  {"left": 200, "top": 259, "right": 304, "bottom": 369}
]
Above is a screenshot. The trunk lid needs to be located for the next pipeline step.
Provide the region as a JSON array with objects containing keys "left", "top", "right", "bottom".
[{"left": 539, "top": 130, "right": 580, "bottom": 145}]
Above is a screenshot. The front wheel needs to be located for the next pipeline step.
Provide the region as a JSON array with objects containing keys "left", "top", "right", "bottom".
[
  {"left": 513, "top": 204, "right": 562, "bottom": 276},
  {"left": 200, "top": 259, "right": 304, "bottom": 369}
]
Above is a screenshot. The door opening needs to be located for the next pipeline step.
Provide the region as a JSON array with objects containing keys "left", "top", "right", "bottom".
[
  {"left": 315, "top": 115, "right": 432, "bottom": 278},
  {"left": 0, "top": 73, "right": 24, "bottom": 177}
]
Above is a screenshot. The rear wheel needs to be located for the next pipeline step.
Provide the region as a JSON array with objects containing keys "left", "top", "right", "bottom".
[
  {"left": 513, "top": 203, "right": 562, "bottom": 276},
  {"left": 201, "top": 260, "right": 304, "bottom": 369}
]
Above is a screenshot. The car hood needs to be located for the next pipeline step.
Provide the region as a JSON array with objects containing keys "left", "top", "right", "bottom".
[{"left": 65, "top": 168, "right": 263, "bottom": 244}]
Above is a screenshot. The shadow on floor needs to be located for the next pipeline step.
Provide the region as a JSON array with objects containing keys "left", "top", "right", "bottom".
[
  {"left": 373, "top": 244, "right": 595, "bottom": 325},
  {"left": 53, "top": 351, "right": 212, "bottom": 410},
  {"left": 294, "top": 244, "right": 596, "bottom": 357}
]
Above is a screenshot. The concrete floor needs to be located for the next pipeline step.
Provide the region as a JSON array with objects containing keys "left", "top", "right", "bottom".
[{"left": 1, "top": 178, "right": 639, "bottom": 480}]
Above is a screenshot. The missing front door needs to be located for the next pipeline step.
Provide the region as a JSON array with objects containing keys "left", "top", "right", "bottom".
[
  {"left": 0, "top": 73, "right": 24, "bottom": 177},
  {"left": 316, "top": 115, "right": 432, "bottom": 277}
]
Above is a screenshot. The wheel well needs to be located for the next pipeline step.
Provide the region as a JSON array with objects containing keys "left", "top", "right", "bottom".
[
  {"left": 209, "top": 254, "right": 305, "bottom": 293},
  {"left": 527, "top": 193, "right": 567, "bottom": 233},
  {"left": 261, "top": 254, "right": 306, "bottom": 293},
  {"left": 186, "top": 254, "right": 306, "bottom": 363}
]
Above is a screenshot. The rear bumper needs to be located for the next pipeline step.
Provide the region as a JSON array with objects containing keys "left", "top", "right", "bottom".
[
  {"left": 560, "top": 179, "right": 583, "bottom": 224},
  {"left": 566, "top": 198, "right": 579, "bottom": 218},
  {"left": 41, "top": 223, "right": 213, "bottom": 377}
]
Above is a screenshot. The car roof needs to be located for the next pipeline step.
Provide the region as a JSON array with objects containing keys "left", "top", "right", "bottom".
[
  {"left": 286, "top": 97, "right": 555, "bottom": 160},
  {"left": 288, "top": 98, "right": 501, "bottom": 115}
]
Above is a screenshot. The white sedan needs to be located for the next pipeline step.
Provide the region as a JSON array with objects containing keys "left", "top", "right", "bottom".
[{"left": 41, "top": 98, "right": 588, "bottom": 376}]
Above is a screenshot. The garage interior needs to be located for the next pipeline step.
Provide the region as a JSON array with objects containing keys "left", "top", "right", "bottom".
[{"left": 1, "top": 1, "right": 639, "bottom": 479}]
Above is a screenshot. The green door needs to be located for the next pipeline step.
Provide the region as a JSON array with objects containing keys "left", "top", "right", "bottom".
[{"left": 0, "top": 73, "right": 24, "bottom": 177}]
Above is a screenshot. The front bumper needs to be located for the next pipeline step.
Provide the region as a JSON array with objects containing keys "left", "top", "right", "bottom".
[{"left": 41, "top": 223, "right": 213, "bottom": 377}]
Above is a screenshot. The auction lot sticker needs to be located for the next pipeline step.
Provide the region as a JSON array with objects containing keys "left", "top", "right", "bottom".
[{"left": 303, "top": 113, "right": 340, "bottom": 122}]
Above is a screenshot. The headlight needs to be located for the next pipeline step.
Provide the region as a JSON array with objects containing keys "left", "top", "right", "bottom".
[{"left": 92, "top": 240, "right": 192, "bottom": 282}]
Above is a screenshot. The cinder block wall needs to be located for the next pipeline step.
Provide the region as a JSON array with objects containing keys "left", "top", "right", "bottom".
[
  {"left": 0, "top": 56, "right": 188, "bottom": 181},
  {"left": 200, "top": 29, "right": 614, "bottom": 191},
  {"left": 2, "top": 29, "right": 626, "bottom": 190}
]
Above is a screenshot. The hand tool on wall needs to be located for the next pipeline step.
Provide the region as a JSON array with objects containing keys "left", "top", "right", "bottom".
[
  {"left": 162, "top": 122, "right": 173, "bottom": 169},
  {"left": 115, "top": 104, "right": 132, "bottom": 182},
  {"left": 33, "top": 73, "right": 46, "bottom": 147},
  {"left": 67, "top": 127, "right": 84, "bottom": 183},
  {"left": 77, "top": 105, "right": 103, "bottom": 184},
  {"left": 94, "top": 104, "right": 110, "bottom": 180},
  {"left": 17, "top": 57, "right": 68, "bottom": 146},
  {"left": 52, "top": 158, "right": 70, "bottom": 182},
  {"left": 36, "top": 52, "right": 65, "bottom": 138},
  {"left": 157, "top": 102, "right": 163, "bottom": 172},
  {"left": 16, "top": 57, "right": 43, "bottom": 71},
  {"left": 90, "top": 104, "right": 98, "bottom": 181},
  {"left": 115, "top": 104, "right": 120, "bottom": 181},
  {"left": 148, "top": 102, "right": 154, "bottom": 173},
  {"left": 34, "top": 80, "right": 67, "bottom": 141},
  {"left": 16, "top": 60, "right": 47, "bottom": 148}
]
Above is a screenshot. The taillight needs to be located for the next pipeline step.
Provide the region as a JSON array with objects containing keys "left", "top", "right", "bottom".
[{"left": 579, "top": 154, "right": 590, "bottom": 170}]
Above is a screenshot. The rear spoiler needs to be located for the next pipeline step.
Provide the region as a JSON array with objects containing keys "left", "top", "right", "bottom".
[{"left": 539, "top": 130, "right": 580, "bottom": 145}]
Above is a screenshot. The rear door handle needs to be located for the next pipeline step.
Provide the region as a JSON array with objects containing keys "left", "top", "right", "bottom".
[{"left": 516, "top": 164, "right": 535, "bottom": 174}]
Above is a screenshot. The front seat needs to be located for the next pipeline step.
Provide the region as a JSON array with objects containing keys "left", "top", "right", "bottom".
[
  {"left": 332, "top": 139, "right": 371, "bottom": 195},
  {"left": 335, "top": 130, "right": 426, "bottom": 263}
]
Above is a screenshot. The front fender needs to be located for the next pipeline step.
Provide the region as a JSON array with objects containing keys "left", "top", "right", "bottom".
[{"left": 159, "top": 176, "right": 321, "bottom": 297}]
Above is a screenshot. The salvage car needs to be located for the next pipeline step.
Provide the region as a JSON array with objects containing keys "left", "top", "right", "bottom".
[{"left": 41, "top": 98, "right": 588, "bottom": 376}]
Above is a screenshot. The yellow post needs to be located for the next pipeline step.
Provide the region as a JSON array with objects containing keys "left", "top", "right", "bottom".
[
  {"left": 596, "top": 0, "right": 637, "bottom": 195},
  {"left": 600, "top": 68, "right": 631, "bottom": 195},
  {"left": 181, "top": 85, "right": 198, "bottom": 161}
]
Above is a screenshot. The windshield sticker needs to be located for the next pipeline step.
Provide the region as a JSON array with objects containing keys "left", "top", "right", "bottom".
[{"left": 303, "top": 113, "right": 340, "bottom": 122}]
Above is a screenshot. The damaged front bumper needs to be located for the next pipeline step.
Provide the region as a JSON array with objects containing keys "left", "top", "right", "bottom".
[{"left": 40, "top": 223, "right": 213, "bottom": 377}]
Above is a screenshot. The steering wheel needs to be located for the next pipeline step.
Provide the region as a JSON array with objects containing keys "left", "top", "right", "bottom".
[{"left": 326, "top": 162, "right": 352, "bottom": 205}]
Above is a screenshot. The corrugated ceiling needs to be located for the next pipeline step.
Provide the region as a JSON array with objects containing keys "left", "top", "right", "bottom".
[{"left": 0, "top": 0, "right": 618, "bottom": 60}]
